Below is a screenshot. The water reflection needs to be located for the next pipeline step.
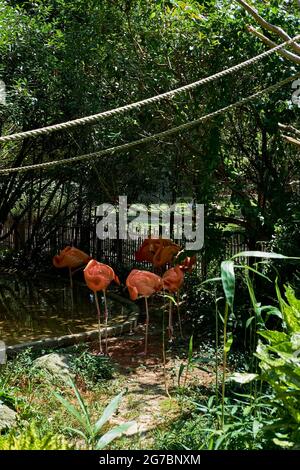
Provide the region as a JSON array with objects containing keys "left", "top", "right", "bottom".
[{"left": 0, "top": 274, "right": 128, "bottom": 345}]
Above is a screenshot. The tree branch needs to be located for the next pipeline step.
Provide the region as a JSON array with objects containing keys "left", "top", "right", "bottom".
[
  {"left": 279, "top": 123, "right": 300, "bottom": 138},
  {"left": 212, "top": 215, "right": 250, "bottom": 229},
  {"left": 236, "top": 0, "right": 300, "bottom": 55},
  {"left": 247, "top": 26, "right": 300, "bottom": 64},
  {"left": 282, "top": 135, "right": 300, "bottom": 148}
]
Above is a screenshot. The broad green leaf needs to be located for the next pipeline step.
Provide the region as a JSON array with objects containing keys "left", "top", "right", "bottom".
[
  {"left": 252, "top": 420, "right": 261, "bottom": 439},
  {"left": 282, "top": 286, "right": 300, "bottom": 332},
  {"left": 96, "top": 421, "right": 136, "bottom": 450},
  {"left": 285, "top": 285, "right": 300, "bottom": 312},
  {"left": 258, "top": 330, "right": 288, "bottom": 344},
  {"left": 273, "top": 438, "right": 294, "bottom": 448},
  {"left": 221, "top": 260, "right": 235, "bottom": 310},
  {"left": 291, "top": 333, "right": 300, "bottom": 351},
  {"left": 215, "top": 433, "right": 227, "bottom": 450},
  {"left": 259, "top": 306, "right": 283, "bottom": 321},
  {"left": 268, "top": 347, "right": 300, "bottom": 363},
  {"left": 229, "top": 372, "right": 259, "bottom": 384},
  {"left": 94, "top": 392, "right": 124, "bottom": 434},
  {"left": 53, "top": 392, "right": 87, "bottom": 428}
]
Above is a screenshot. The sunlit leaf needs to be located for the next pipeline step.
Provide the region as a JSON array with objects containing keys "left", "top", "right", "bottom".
[
  {"left": 96, "top": 422, "right": 136, "bottom": 450},
  {"left": 221, "top": 260, "right": 235, "bottom": 310}
]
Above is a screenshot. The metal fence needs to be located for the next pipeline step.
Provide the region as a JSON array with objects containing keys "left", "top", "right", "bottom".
[
  {"left": 0, "top": 216, "right": 270, "bottom": 274},
  {"left": 0, "top": 213, "right": 267, "bottom": 277}
]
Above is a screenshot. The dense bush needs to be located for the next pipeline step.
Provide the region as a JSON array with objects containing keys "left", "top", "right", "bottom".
[
  {"left": 69, "top": 346, "right": 115, "bottom": 388},
  {"left": 0, "top": 423, "right": 71, "bottom": 450}
]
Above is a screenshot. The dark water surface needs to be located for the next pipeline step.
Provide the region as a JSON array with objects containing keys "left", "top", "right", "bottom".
[{"left": 0, "top": 274, "right": 129, "bottom": 345}]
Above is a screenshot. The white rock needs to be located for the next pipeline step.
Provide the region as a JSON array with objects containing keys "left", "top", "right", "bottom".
[
  {"left": 34, "top": 353, "right": 74, "bottom": 381},
  {"left": 0, "top": 404, "right": 17, "bottom": 431}
]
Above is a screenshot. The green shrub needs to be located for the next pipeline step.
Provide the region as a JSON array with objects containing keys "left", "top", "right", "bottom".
[
  {"left": 255, "top": 286, "right": 300, "bottom": 448},
  {"left": 155, "top": 393, "right": 277, "bottom": 450},
  {"left": 0, "top": 422, "right": 71, "bottom": 450},
  {"left": 54, "top": 379, "right": 135, "bottom": 449},
  {"left": 69, "top": 347, "right": 114, "bottom": 387}
]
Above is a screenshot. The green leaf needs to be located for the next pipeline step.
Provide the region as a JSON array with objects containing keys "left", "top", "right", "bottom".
[
  {"left": 69, "top": 379, "right": 92, "bottom": 431},
  {"left": 229, "top": 372, "right": 259, "bottom": 384},
  {"left": 246, "top": 316, "right": 255, "bottom": 328},
  {"left": 162, "top": 293, "right": 177, "bottom": 305},
  {"left": 201, "top": 277, "right": 222, "bottom": 285},
  {"left": 234, "top": 264, "right": 271, "bottom": 282},
  {"left": 252, "top": 420, "right": 261, "bottom": 439},
  {"left": 259, "top": 306, "right": 283, "bottom": 321},
  {"left": 188, "top": 335, "right": 193, "bottom": 363},
  {"left": 258, "top": 330, "right": 288, "bottom": 344},
  {"left": 231, "top": 251, "right": 294, "bottom": 260},
  {"left": 53, "top": 392, "right": 87, "bottom": 428},
  {"left": 94, "top": 392, "right": 124, "bottom": 434},
  {"left": 64, "top": 427, "right": 87, "bottom": 441},
  {"left": 273, "top": 438, "right": 294, "bottom": 448},
  {"left": 276, "top": 285, "right": 300, "bottom": 333},
  {"left": 224, "top": 332, "right": 233, "bottom": 354},
  {"left": 177, "top": 363, "right": 185, "bottom": 386},
  {"left": 96, "top": 422, "right": 136, "bottom": 450},
  {"left": 221, "top": 260, "right": 235, "bottom": 310},
  {"left": 291, "top": 333, "right": 300, "bottom": 351}
]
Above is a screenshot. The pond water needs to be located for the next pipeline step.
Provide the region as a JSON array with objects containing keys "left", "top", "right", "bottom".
[{"left": 0, "top": 274, "right": 129, "bottom": 345}]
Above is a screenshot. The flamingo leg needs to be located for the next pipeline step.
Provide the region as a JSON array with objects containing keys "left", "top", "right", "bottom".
[
  {"left": 103, "top": 290, "right": 109, "bottom": 355},
  {"left": 145, "top": 297, "right": 149, "bottom": 355},
  {"left": 94, "top": 291, "right": 103, "bottom": 354},
  {"left": 177, "top": 290, "right": 183, "bottom": 339},
  {"left": 71, "top": 265, "right": 85, "bottom": 276},
  {"left": 168, "top": 299, "right": 174, "bottom": 340},
  {"left": 69, "top": 267, "right": 74, "bottom": 311},
  {"left": 162, "top": 293, "right": 170, "bottom": 397}
]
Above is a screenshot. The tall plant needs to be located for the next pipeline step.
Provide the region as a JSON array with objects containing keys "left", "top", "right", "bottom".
[{"left": 204, "top": 251, "right": 298, "bottom": 429}]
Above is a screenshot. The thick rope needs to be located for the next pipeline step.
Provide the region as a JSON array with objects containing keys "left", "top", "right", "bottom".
[
  {"left": 0, "top": 73, "right": 298, "bottom": 175},
  {"left": 0, "top": 34, "right": 299, "bottom": 145}
]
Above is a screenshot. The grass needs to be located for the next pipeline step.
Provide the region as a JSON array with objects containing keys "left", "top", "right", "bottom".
[
  {"left": 0, "top": 346, "right": 130, "bottom": 449},
  {"left": 2, "top": 263, "right": 296, "bottom": 451},
  {"left": 0, "top": 334, "right": 220, "bottom": 450}
]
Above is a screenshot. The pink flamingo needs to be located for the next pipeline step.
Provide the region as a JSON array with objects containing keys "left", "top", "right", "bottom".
[
  {"left": 126, "top": 269, "right": 162, "bottom": 354},
  {"left": 84, "top": 259, "right": 120, "bottom": 354},
  {"left": 162, "top": 265, "right": 184, "bottom": 339}
]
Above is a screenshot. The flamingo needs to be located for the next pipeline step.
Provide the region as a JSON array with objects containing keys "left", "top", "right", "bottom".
[
  {"left": 178, "top": 254, "right": 197, "bottom": 273},
  {"left": 153, "top": 242, "right": 181, "bottom": 268},
  {"left": 53, "top": 246, "right": 91, "bottom": 307},
  {"left": 162, "top": 265, "right": 184, "bottom": 339},
  {"left": 135, "top": 237, "right": 181, "bottom": 269},
  {"left": 84, "top": 259, "right": 120, "bottom": 354},
  {"left": 135, "top": 238, "right": 158, "bottom": 263},
  {"left": 126, "top": 269, "right": 163, "bottom": 354}
]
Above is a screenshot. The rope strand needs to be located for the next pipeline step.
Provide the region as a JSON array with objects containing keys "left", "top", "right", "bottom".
[
  {"left": 0, "top": 72, "right": 298, "bottom": 175},
  {"left": 0, "top": 34, "right": 299, "bottom": 145}
]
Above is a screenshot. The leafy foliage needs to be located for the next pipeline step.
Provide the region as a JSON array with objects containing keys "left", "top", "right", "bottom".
[
  {"left": 255, "top": 286, "right": 300, "bottom": 448},
  {"left": 155, "top": 392, "right": 277, "bottom": 450},
  {"left": 68, "top": 347, "right": 114, "bottom": 388},
  {"left": 54, "top": 379, "right": 135, "bottom": 450},
  {"left": 0, "top": 422, "right": 71, "bottom": 450}
]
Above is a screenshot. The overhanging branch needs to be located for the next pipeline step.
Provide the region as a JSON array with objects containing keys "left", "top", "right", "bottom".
[{"left": 236, "top": 0, "right": 300, "bottom": 57}]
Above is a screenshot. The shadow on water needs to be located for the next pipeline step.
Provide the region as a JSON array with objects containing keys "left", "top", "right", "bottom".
[{"left": 0, "top": 274, "right": 129, "bottom": 345}]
